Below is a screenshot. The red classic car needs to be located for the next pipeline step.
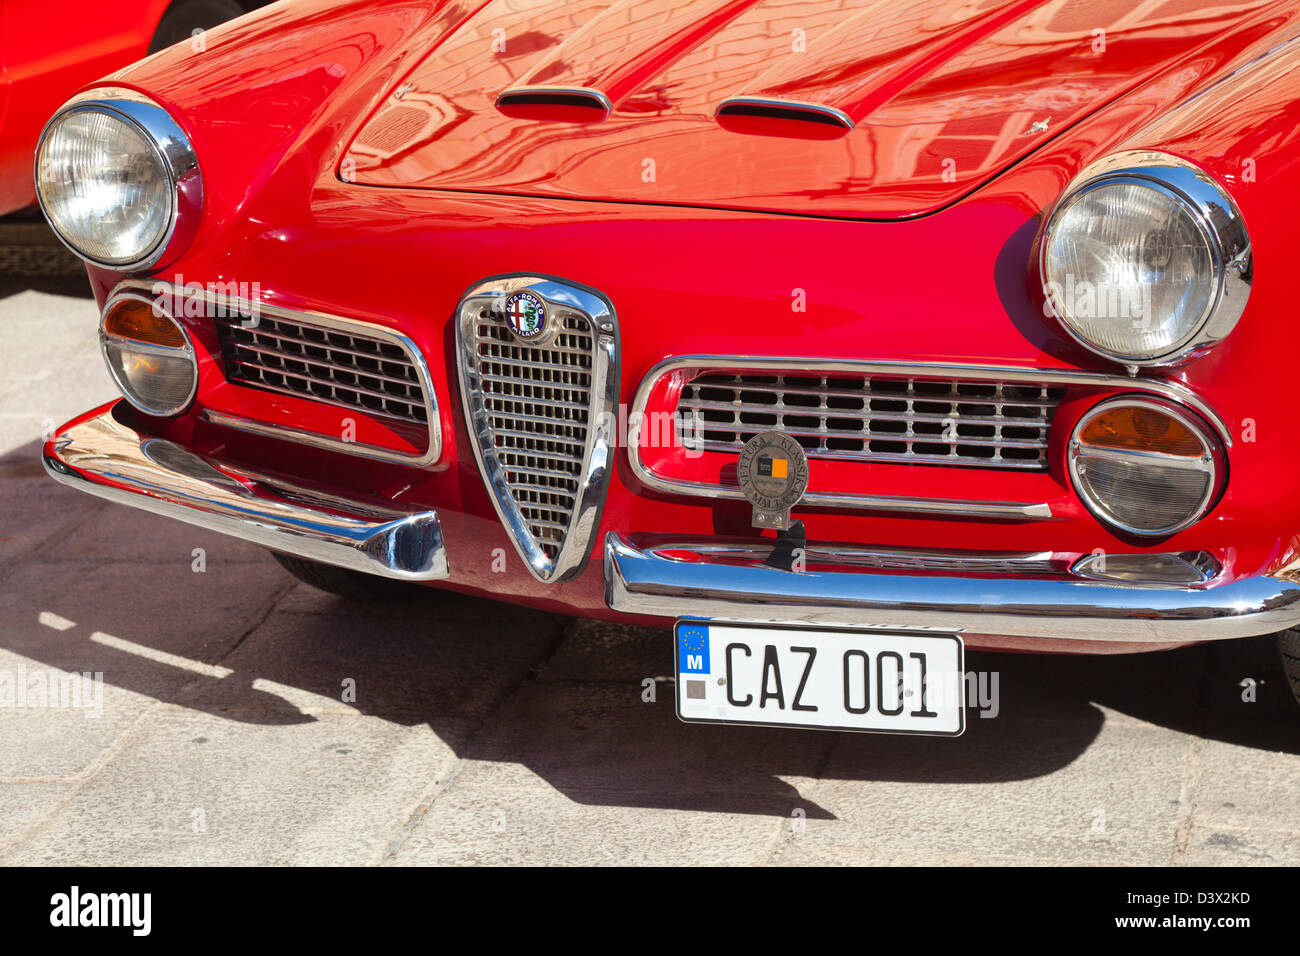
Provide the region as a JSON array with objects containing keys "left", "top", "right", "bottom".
[
  {"left": 0, "top": 0, "right": 258, "bottom": 215},
  {"left": 34, "top": 0, "right": 1300, "bottom": 734}
]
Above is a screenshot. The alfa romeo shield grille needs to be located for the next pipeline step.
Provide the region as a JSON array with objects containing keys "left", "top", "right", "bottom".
[{"left": 457, "top": 277, "right": 617, "bottom": 583}]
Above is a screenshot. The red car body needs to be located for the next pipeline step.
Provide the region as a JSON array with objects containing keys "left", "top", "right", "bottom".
[
  {"left": 0, "top": 0, "right": 259, "bottom": 214},
  {"left": 37, "top": 1, "right": 1300, "bottom": 662}
]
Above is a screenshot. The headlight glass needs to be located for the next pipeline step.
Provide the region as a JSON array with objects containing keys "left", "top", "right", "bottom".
[
  {"left": 1069, "top": 399, "right": 1222, "bottom": 537},
  {"left": 1046, "top": 182, "right": 1215, "bottom": 360},
  {"left": 1041, "top": 152, "right": 1250, "bottom": 366},
  {"left": 34, "top": 90, "right": 200, "bottom": 271},
  {"left": 37, "top": 110, "right": 171, "bottom": 265}
]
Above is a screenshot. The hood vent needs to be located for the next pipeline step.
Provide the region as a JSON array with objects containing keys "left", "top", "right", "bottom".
[
  {"left": 715, "top": 97, "right": 854, "bottom": 139},
  {"left": 496, "top": 87, "right": 611, "bottom": 122}
]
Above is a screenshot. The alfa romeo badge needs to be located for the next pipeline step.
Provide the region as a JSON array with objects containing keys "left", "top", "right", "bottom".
[
  {"left": 736, "top": 431, "right": 809, "bottom": 531},
  {"left": 502, "top": 290, "right": 548, "bottom": 342}
]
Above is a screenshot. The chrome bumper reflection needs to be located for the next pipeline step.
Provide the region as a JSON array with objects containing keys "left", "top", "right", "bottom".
[
  {"left": 603, "top": 534, "right": 1300, "bottom": 643},
  {"left": 43, "top": 404, "right": 448, "bottom": 581}
]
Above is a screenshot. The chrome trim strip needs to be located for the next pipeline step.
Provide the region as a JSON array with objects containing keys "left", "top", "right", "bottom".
[
  {"left": 35, "top": 88, "right": 201, "bottom": 273},
  {"left": 638, "top": 483, "right": 1053, "bottom": 519},
  {"left": 201, "top": 409, "right": 431, "bottom": 464},
  {"left": 604, "top": 533, "right": 1300, "bottom": 643},
  {"left": 627, "top": 355, "right": 1231, "bottom": 516},
  {"left": 111, "top": 279, "right": 442, "bottom": 466},
  {"left": 43, "top": 404, "right": 449, "bottom": 581},
  {"left": 456, "top": 274, "right": 619, "bottom": 583},
  {"left": 1040, "top": 150, "right": 1251, "bottom": 368},
  {"left": 715, "top": 97, "right": 855, "bottom": 131},
  {"left": 641, "top": 539, "right": 1061, "bottom": 575}
]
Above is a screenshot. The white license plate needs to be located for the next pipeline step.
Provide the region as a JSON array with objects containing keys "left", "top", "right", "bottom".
[{"left": 675, "top": 621, "right": 965, "bottom": 736}]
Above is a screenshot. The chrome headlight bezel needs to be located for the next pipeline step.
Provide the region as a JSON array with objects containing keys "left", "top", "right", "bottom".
[
  {"left": 34, "top": 88, "right": 201, "bottom": 272},
  {"left": 1039, "top": 150, "right": 1251, "bottom": 367}
]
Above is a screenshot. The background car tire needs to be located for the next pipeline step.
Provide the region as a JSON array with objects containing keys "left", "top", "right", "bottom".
[
  {"left": 148, "top": 0, "right": 246, "bottom": 55},
  {"left": 1279, "top": 628, "right": 1300, "bottom": 708},
  {"left": 271, "top": 552, "right": 422, "bottom": 601}
]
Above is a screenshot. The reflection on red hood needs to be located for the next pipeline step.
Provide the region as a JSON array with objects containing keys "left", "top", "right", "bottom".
[{"left": 342, "top": 0, "right": 1282, "bottom": 219}]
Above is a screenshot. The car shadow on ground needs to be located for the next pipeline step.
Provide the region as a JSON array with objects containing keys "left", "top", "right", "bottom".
[{"left": 1, "top": 432, "right": 1294, "bottom": 819}]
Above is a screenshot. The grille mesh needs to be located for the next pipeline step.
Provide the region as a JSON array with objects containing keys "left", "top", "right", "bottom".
[
  {"left": 677, "top": 372, "right": 1065, "bottom": 470},
  {"left": 472, "top": 310, "right": 594, "bottom": 560},
  {"left": 215, "top": 314, "right": 427, "bottom": 425}
]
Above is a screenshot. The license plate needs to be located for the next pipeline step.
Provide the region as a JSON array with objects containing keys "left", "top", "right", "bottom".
[{"left": 674, "top": 621, "right": 965, "bottom": 736}]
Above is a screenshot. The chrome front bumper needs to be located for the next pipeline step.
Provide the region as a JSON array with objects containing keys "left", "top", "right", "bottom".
[
  {"left": 604, "top": 534, "right": 1300, "bottom": 644},
  {"left": 43, "top": 405, "right": 448, "bottom": 581},
  {"left": 43, "top": 406, "right": 1300, "bottom": 644}
]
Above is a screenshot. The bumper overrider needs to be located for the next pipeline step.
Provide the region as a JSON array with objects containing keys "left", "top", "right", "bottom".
[{"left": 43, "top": 404, "right": 1300, "bottom": 645}]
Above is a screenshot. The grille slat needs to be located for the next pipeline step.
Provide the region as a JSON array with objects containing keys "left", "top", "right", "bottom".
[
  {"left": 223, "top": 322, "right": 416, "bottom": 366},
  {"left": 227, "top": 341, "right": 421, "bottom": 390},
  {"left": 677, "top": 372, "right": 1064, "bottom": 470},
  {"left": 216, "top": 314, "right": 429, "bottom": 426},
  {"left": 681, "top": 399, "right": 1052, "bottom": 429},
  {"left": 471, "top": 310, "right": 595, "bottom": 563}
]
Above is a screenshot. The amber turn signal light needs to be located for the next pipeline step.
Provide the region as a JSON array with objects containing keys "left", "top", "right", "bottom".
[
  {"left": 1079, "top": 404, "right": 1204, "bottom": 457},
  {"left": 102, "top": 297, "right": 187, "bottom": 348}
]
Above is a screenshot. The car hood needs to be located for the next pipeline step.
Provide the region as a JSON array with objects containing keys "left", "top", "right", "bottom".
[{"left": 343, "top": 0, "right": 1277, "bottom": 219}]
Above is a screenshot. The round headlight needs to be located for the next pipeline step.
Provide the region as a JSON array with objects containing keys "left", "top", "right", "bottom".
[
  {"left": 100, "top": 292, "right": 197, "bottom": 416},
  {"left": 1069, "top": 397, "right": 1224, "bottom": 537},
  {"left": 35, "top": 89, "right": 200, "bottom": 271},
  {"left": 1041, "top": 151, "right": 1250, "bottom": 366}
]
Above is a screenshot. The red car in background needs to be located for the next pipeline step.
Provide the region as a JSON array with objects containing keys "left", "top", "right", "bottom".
[
  {"left": 0, "top": 0, "right": 253, "bottom": 213},
  {"left": 29, "top": 0, "right": 1300, "bottom": 735}
]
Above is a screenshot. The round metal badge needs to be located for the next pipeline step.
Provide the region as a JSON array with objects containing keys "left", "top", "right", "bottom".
[
  {"left": 736, "top": 431, "right": 809, "bottom": 530},
  {"left": 502, "top": 290, "right": 548, "bottom": 342}
]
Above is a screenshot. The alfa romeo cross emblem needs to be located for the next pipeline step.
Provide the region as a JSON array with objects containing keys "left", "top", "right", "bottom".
[
  {"left": 502, "top": 290, "right": 548, "bottom": 342},
  {"left": 737, "top": 431, "right": 809, "bottom": 531}
]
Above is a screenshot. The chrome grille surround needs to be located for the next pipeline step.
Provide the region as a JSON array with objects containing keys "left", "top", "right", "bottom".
[
  {"left": 678, "top": 372, "right": 1065, "bottom": 470},
  {"left": 456, "top": 275, "right": 618, "bottom": 583},
  {"left": 627, "top": 356, "right": 1233, "bottom": 519},
  {"left": 112, "top": 280, "right": 440, "bottom": 465}
]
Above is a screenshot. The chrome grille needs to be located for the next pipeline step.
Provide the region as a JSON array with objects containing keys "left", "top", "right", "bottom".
[
  {"left": 677, "top": 372, "right": 1065, "bottom": 470},
  {"left": 215, "top": 313, "right": 428, "bottom": 425},
  {"left": 471, "top": 309, "right": 594, "bottom": 562}
]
